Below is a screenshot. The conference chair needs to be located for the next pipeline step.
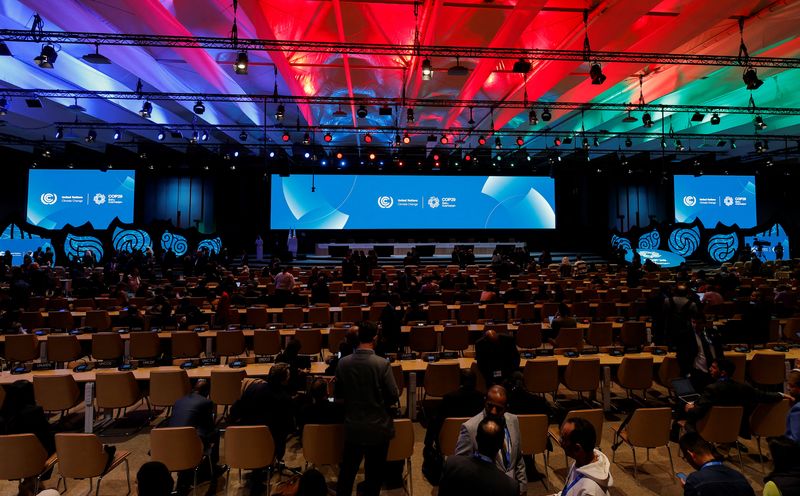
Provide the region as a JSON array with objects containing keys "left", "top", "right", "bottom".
[
  {"left": 552, "top": 327, "right": 583, "bottom": 350},
  {"left": 439, "top": 417, "right": 471, "bottom": 456},
  {"left": 48, "top": 310, "right": 75, "bottom": 331},
  {"left": 458, "top": 303, "right": 480, "bottom": 323},
  {"left": 586, "top": 322, "right": 613, "bottom": 348},
  {"left": 302, "top": 424, "right": 345, "bottom": 469},
  {"left": 253, "top": 330, "right": 281, "bottom": 357},
  {"left": 129, "top": 331, "right": 162, "bottom": 361},
  {"left": 441, "top": 324, "right": 469, "bottom": 354},
  {"left": 548, "top": 409, "right": 604, "bottom": 470},
  {"left": 614, "top": 356, "right": 654, "bottom": 399},
  {"left": 750, "top": 399, "right": 792, "bottom": 471},
  {"left": 569, "top": 302, "right": 591, "bottom": 319},
  {"left": 516, "top": 323, "right": 543, "bottom": 350},
  {"left": 409, "top": 325, "right": 437, "bottom": 353},
  {"left": 696, "top": 406, "right": 745, "bottom": 471},
  {"left": 619, "top": 321, "right": 647, "bottom": 348},
  {"left": 55, "top": 433, "right": 130, "bottom": 495},
  {"left": 246, "top": 307, "right": 270, "bottom": 328},
  {"left": 427, "top": 303, "right": 449, "bottom": 323},
  {"left": 515, "top": 302, "right": 536, "bottom": 321},
  {"left": 295, "top": 328, "right": 323, "bottom": 359},
  {"left": 20, "top": 311, "right": 46, "bottom": 331},
  {"left": 611, "top": 407, "right": 674, "bottom": 480},
  {"left": 484, "top": 303, "right": 506, "bottom": 322},
  {"left": 562, "top": 357, "right": 601, "bottom": 404},
  {"left": 3, "top": 333, "right": 39, "bottom": 365},
  {"left": 150, "top": 427, "right": 206, "bottom": 496},
  {"left": 340, "top": 305, "right": 364, "bottom": 323},
  {"left": 224, "top": 426, "right": 275, "bottom": 495},
  {"left": 392, "top": 363, "right": 405, "bottom": 410},
  {"left": 282, "top": 306, "right": 305, "bottom": 327},
  {"left": 94, "top": 371, "right": 146, "bottom": 433},
  {"left": 369, "top": 302, "right": 388, "bottom": 322},
  {"left": 327, "top": 327, "right": 349, "bottom": 356},
  {"left": 91, "top": 332, "right": 124, "bottom": 362},
  {"left": 0, "top": 434, "right": 59, "bottom": 495},
  {"left": 387, "top": 419, "right": 415, "bottom": 496},
  {"left": 655, "top": 356, "right": 681, "bottom": 397},
  {"left": 423, "top": 362, "right": 461, "bottom": 399},
  {"left": 33, "top": 374, "right": 81, "bottom": 421},
  {"left": 149, "top": 369, "right": 191, "bottom": 416},
  {"left": 85, "top": 310, "right": 112, "bottom": 332},
  {"left": 727, "top": 353, "right": 747, "bottom": 384},
  {"left": 46, "top": 333, "right": 83, "bottom": 366},
  {"left": 748, "top": 352, "right": 786, "bottom": 388},
  {"left": 216, "top": 330, "right": 246, "bottom": 362},
  {"left": 171, "top": 331, "right": 203, "bottom": 359},
  {"left": 211, "top": 369, "right": 246, "bottom": 421},
  {"left": 307, "top": 306, "right": 330, "bottom": 326},
  {"left": 344, "top": 290, "right": 363, "bottom": 306},
  {"left": 517, "top": 414, "right": 550, "bottom": 485},
  {"left": 523, "top": 359, "right": 559, "bottom": 401}
]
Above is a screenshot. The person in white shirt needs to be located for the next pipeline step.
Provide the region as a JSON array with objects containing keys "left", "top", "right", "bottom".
[{"left": 553, "top": 417, "right": 613, "bottom": 496}]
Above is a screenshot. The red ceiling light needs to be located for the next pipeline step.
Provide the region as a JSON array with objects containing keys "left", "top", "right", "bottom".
[
  {"left": 516, "top": 136, "right": 524, "bottom": 147},
  {"left": 402, "top": 132, "right": 411, "bottom": 144},
  {"left": 364, "top": 133, "right": 373, "bottom": 143},
  {"left": 323, "top": 132, "right": 332, "bottom": 142},
  {"left": 282, "top": 131, "right": 290, "bottom": 142},
  {"left": 440, "top": 134, "right": 449, "bottom": 145},
  {"left": 336, "top": 152, "right": 344, "bottom": 159},
  {"left": 478, "top": 135, "right": 486, "bottom": 146}
]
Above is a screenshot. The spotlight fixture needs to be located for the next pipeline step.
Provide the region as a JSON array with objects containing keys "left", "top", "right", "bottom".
[
  {"left": 200, "top": 130, "right": 209, "bottom": 141},
  {"left": 113, "top": 129, "right": 122, "bottom": 141},
  {"left": 660, "top": 137, "right": 667, "bottom": 149},
  {"left": 424, "top": 134, "right": 435, "bottom": 143},
  {"left": 282, "top": 131, "right": 290, "bottom": 142},
  {"left": 323, "top": 132, "right": 332, "bottom": 142},
  {"left": 379, "top": 105, "right": 392, "bottom": 116},
  {"left": 139, "top": 100, "right": 153, "bottom": 118},
  {"left": 440, "top": 134, "right": 449, "bottom": 145},
  {"left": 0, "top": 97, "right": 7, "bottom": 115},
  {"left": 55, "top": 126, "right": 63, "bottom": 139},
  {"left": 193, "top": 100, "right": 205, "bottom": 115},
  {"left": 494, "top": 137, "right": 502, "bottom": 149},
  {"left": 716, "top": 140, "right": 726, "bottom": 147},
  {"left": 357, "top": 105, "right": 368, "bottom": 118},
  {"left": 67, "top": 98, "right": 85, "bottom": 112},
  {"left": 642, "top": 112, "right": 653, "bottom": 128},
  {"left": 690, "top": 112, "right": 705, "bottom": 122},
  {"left": 302, "top": 132, "right": 311, "bottom": 145},
  {"left": 582, "top": 137, "right": 590, "bottom": 150},
  {"left": 275, "top": 104, "right": 285, "bottom": 121},
  {"left": 447, "top": 56, "right": 469, "bottom": 76},
  {"left": 675, "top": 139, "right": 685, "bottom": 151},
  {"left": 406, "top": 108, "right": 415, "bottom": 123},
  {"left": 593, "top": 137, "right": 600, "bottom": 147},
  {"left": 82, "top": 45, "right": 111, "bottom": 65},
  {"left": 516, "top": 136, "right": 524, "bottom": 147},
  {"left": 528, "top": 110, "right": 538, "bottom": 125},
  {"left": 421, "top": 58, "right": 433, "bottom": 80},
  {"left": 234, "top": 51, "right": 248, "bottom": 74},
  {"left": 589, "top": 63, "right": 606, "bottom": 85},
  {"left": 190, "top": 130, "right": 199, "bottom": 143},
  {"left": 157, "top": 130, "right": 166, "bottom": 141},
  {"left": 332, "top": 105, "right": 347, "bottom": 117},
  {"left": 622, "top": 111, "right": 637, "bottom": 123},
  {"left": 742, "top": 66, "right": 763, "bottom": 90},
  {"left": 239, "top": 130, "right": 248, "bottom": 142},
  {"left": 478, "top": 135, "right": 486, "bottom": 146},
  {"left": 34, "top": 44, "right": 57, "bottom": 68},
  {"left": 624, "top": 137, "right": 632, "bottom": 147},
  {"left": 512, "top": 58, "right": 531, "bottom": 74},
  {"left": 710, "top": 113, "right": 721, "bottom": 125},
  {"left": 754, "top": 115, "right": 767, "bottom": 130},
  {"left": 541, "top": 108, "right": 552, "bottom": 121},
  {"left": 364, "top": 133, "right": 373, "bottom": 144},
  {"left": 553, "top": 137, "right": 561, "bottom": 147},
  {"left": 84, "top": 129, "right": 96, "bottom": 143},
  {"left": 730, "top": 139, "right": 736, "bottom": 150},
  {"left": 402, "top": 132, "right": 410, "bottom": 144},
  {"left": 754, "top": 140, "right": 764, "bottom": 153},
  {"left": 562, "top": 136, "right": 572, "bottom": 145}
]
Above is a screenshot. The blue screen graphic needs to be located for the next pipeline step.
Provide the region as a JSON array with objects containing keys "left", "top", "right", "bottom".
[
  {"left": 674, "top": 175, "right": 756, "bottom": 228},
  {"left": 270, "top": 175, "right": 556, "bottom": 230},
  {"left": 27, "top": 170, "right": 135, "bottom": 229}
]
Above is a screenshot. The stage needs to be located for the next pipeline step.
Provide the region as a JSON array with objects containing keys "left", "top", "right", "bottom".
[{"left": 314, "top": 242, "right": 527, "bottom": 257}]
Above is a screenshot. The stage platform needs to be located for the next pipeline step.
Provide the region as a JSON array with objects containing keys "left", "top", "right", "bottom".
[{"left": 314, "top": 242, "right": 526, "bottom": 257}]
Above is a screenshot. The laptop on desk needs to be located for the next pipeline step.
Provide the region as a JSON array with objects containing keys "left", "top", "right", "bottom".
[{"left": 671, "top": 377, "right": 701, "bottom": 404}]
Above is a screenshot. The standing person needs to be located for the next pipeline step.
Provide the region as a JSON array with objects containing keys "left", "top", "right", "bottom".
[
  {"left": 676, "top": 313, "right": 724, "bottom": 392},
  {"left": 678, "top": 432, "right": 754, "bottom": 496},
  {"left": 335, "top": 321, "right": 399, "bottom": 496},
  {"left": 775, "top": 242, "right": 784, "bottom": 261},
  {"left": 273, "top": 266, "right": 295, "bottom": 307},
  {"left": 455, "top": 385, "right": 527, "bottom": 494},
  {"left": 475, "top": 330, "right": 520, "bottom": 388},
  {"left": 255, "top": 235, "right": 264, "bottom": 261},
  {"left": 554, "top": 417, "right": 613, "bottom": 496}
]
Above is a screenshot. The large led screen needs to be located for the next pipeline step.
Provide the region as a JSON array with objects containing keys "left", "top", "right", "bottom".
[
  {"left": 270, "top": 175, "right": 556, "bottom": 230},
  {"left": 674, "top": 175, "right": 756, "bottom": 228},
  {"left": 27, "top": 169, "right": 135, "bottom": 229}
]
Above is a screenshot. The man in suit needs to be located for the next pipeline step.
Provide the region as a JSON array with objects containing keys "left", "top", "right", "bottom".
[
  {"left": 440, "top": 417, "right": 519, "bottom": 496},
  {"left": 335, "top": 321, "right": 399, "bottom": 496},
  {"left": 676, "top": 314, "right": 724, "bottom": 392},
  {"left": 679, "top": 432, "right": 754, "bottom": 496},
  {"left": 475, "top": 330, "right": 520, "bottom": 387},
  {"left": 454, "top": 385, "right": 527, "bottom": 494}
]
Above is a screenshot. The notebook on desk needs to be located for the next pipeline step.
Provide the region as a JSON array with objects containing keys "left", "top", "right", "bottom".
[{"left": 671, "top": 377, "right": 701, "bottom": 404}]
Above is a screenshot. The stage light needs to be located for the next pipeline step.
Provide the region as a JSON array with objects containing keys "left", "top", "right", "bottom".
[
  {"left": 234, "top": 51, "right": 248, "bottom": 74},
  {"left": 494, "top": 137, "right": 502, "bottom": 149},
  {"left": 512, "top": 58, "right": 531, "bottom": 74},
  {"left": 0, "top": 97, "right": 7, "bottom": 116},
  {"left": 304, "top": 152, "right": 311, "bottom": 159},
  {"left": 710, "top": 113, "right": 721, "bottom": 125},
  {"left": 394, "top": 134, "right": 401, "bottom": 146},
  {"left": 191, "top": 130, "right": 199, "bottom": 143},
  {"left": 582, "top": 137, "right": 590, "bottom": 150},
  {"left": 660, "top": 137, "right": 666, "bottom": 149},
  {"left": 421, "top": 58, "right": 433, "bottom": 80},
  {"left": 625, "top": 137, "right": 632, "bottom": 147},
  {"left": 675, "top": 139, "right": 684, "bottom": 151},
  {"left": 754, "top": 140, "right": 764, "bottom": 153},
  {"left": 302, "top": 132, "right": 311, "bottom": 145},
  {"left": 754, "top": 115, "right": 767, "bottom": 130},
  {"left": 113, "top": 129, "right": 122, "bottom": 141},
  {"left": 84, "top": 129, "right": 96, "bottom": 143},
  {"left": 742, "top": 66, "right": 763, "bottom": 90},
  {"left": 516, "top": 136, "right": 524, "bottom": 147},
  {"left": 541, "top": 109, "right": 552, "bottom": 121},
  {"left": 364, "top": 133, "right": 373, "bottom": 144},
  {"left": 369, "top": 153, "right": 376, "bottom": 160},
  {"left": 465, "top": 154, "right": 471, "bottom": 161},
  {"left": 55, "top": 126, "right": 63, "bottom": 139},
  {"left": 402, "top": 132, "right": 411, "bottom": 144},
  {"left": 478, "top": 135, "right": 486, "bottom": 146},
  {"left": 622, "top": 111, "right": 637, "bottom": 123},
  {"left": 139, "top": 101, "right": 153, "bottom": 118},
  {"left": 157, "top": 130, "right": 166, "bottom": 141},
  {"left": 553, "top": 137, "right": 561, "bottom": 147},
  {"left": 440, "top": 134, "right": 449, "bottom": 145},
  {"left": 324, "top": 132, "right": 332, "bottom": 142},
  {"left": 589, "top": 63, "right": 606, "bottom": 85},
  {"left": 642, "top": 112, "right": 653, "bottom": 128},
  {"left": 528, "top": 110, "right": 538, "bottom": 125},
  {"left": 730, "top": 139, "right": 736, "bottom": 150},
  {"left": 282, "top": 131, "right": 290, "bottom": 142},
  {"left": 690, "top": 112, "right": 705, "bottom": 122},
  {"left": 239, "top": 130, "right": 248, "bottom": 142},
  {"left": 427, "top": 134, "right": 437, "bottom": 142},
  {"left": 201, "top": 130, "right": 209, "bottom": 141},
  {"left": 233, "top": 151, "right": 239, "bottom": 158},
  {"left": 82, "top": 45, "right": 111, "bottom": 64},
  {"left": 357, "top": 105, "right": 368, "bottom": 118},
  {"left": 275, "top": 104, "right": 285, "bottom": 121},
  {"left": 193, "top": 100, "right": 205, "bottom": 115},
  {"left": 336, "top": 152, "right": 344, "bottom": 159},
  {"left": 407, "top": 108, "right": 415, "bottom": 123},
  {"left": 269, "top": 151, "right": 276, "bottom": 158},
  {"left": 34, "top": 44, "right": 57, "bottom": 68}
]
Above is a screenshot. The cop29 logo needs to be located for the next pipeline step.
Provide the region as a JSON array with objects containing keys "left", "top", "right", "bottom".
[
  {"left": 93, "top": 193, "right": 106, "bottom": 205},
  {"left": 40, "top": 193, "right": 57, "bottom": 205},
  {"left": 427, "top": 196, "right": 440, "bottom": 208},
  {"left": 377, "top": 196, "right": 394, "bottom": 208}
]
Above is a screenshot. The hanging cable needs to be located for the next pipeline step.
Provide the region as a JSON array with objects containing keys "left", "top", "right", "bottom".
[
  {"left": 582, "top": 9, "right": 591, "bottom": 62},
  {"left": 737, "top": 17, "right": 749, "bottom": 67}
]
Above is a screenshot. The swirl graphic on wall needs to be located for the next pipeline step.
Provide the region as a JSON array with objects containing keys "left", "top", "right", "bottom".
[
  {"left": 161, "top": 231, "right": 188, "bottom": 257},
  {"left": 1, "top": 224, "right": 41, "bottom": 240},
  {"left": 64, "top": 234, "right": 104, "bottom": 261},
  {"left": 707, "top": 233, "right": 739, "bottom": 263},
  {"left": 668, "top": 226, "right": 701, "bottom": 257},
  {"left": 112, "top": 227, "right": 152, "bottom": 254},
  {"left": 637, "top": 230, "right": 661, "bottom": 250},
  {"left": 198, "top": 237, "right": 222, "bottom": 254}
]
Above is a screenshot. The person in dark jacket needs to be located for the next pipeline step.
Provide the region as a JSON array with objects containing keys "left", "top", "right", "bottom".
[
  {"left": 678, "top": 432, "right": 754, "bottom": 496},
  {"left": 764, "top": 436, "right": 800, "bottom": 495},
  {"left": 475, "top": 330, "right": 519, "bottom": 387},
  {"left": 675, "top": 314, "right": 725, "bottom": 392}
]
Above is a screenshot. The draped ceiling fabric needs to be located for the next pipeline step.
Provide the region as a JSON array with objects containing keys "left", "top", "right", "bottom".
[{"left": 0, "top": 0, "right": 797, "bottom": 160}]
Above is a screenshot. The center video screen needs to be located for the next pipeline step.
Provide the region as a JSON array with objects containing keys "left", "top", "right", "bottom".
[
  {"left": 674, "top": 175, "right": 756, "bottom": 228},
  {"left": 27, "top": 169, "right": 135, "bottom": 229},
  {"left": 270, "top": 175, "right": 556, "bottom": 230}
]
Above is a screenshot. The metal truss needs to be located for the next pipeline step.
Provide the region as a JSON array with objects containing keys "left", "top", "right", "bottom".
[
  {"left": 1, "top": 29, "right": 799, "bottom": 68},
  {"left": 8, "top": 88, "right": 800, "bottom": 116}
]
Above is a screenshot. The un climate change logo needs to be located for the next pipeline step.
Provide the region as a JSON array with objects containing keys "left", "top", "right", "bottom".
[
  {"left": 682, "top": 195, "right": 697, "bottom": 207},
  {"left": 427, "top": 196, "right": 440, "bottom": 208},
  {"left": 93, "top": 193, "right": 106, "bottom": 205},
  {"left": 40, "top": 193, "right": 57, "bottom": 205},
  {"left": 377, "top": 196, "right": 394, "bottom": 208}
]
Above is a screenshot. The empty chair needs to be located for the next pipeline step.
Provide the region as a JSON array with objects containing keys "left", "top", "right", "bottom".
[
  {"left": 129, "top": 332, "right": 162, "bottom": 361},
  {"left": 695, "top": 406, "right": 745, "bottom": 471},
  {"left": 302, "top": 424, "right": 345, "bottom": 468},
  {"left": 340, "top": 305, "right": 364, "bottom": 323},
  {"left": 439, "top": 417, "right": 471, "bottom": 456},
  {"left": 441, "top": 325, "right": 469, "bottom": 354},
  {"left": 748, "top": 352, "right": 786, "bottom": 387},
  {"left": 171, "top": 332, "right": 203, "bottom": 359},
  {"left": 553, "top": 327, "right": 583, "bottom": 350},
  {"left": 0, "top": 434, "right": 58, "bottom": 495},
  {"left": 295, "top": 329, "right": 323, "bottom": 358},
  {"left": 386, "top": 419, "right": 415, "bottom": 496},
  {"left": 569, "top": 302, "right": 591, "bottom": 319},
  {"left": 345, "top": 290, "right": 363, "bottom": 306},
  {"left": 611, "top": 407, "right": 674, "bottom": 479},
  {"left": 48, "top": 310, "right": 75, "bottom": 331},
  {"left": 458, "top": 304, "right": 480, "bottom": 323},
  {"left": 369, "top": 303, "right": 388, "bottom": 322},
  {"left": 427, "top": 304, "right": 449, "bottom": 323},
  {"left": 85, "top": 310, "right": 112, "bottom": 332},
  {"left": 750, "top": 399, "right": 792, "bottom": 470},
  {"left": 562, "top": 358, "right": 601, "bottom": 403},
  {"left": 246, "top": 307, "right": 269, "bottom": 328},
  {"left": 523, "top": 359, "right": 559, "bottom": 400},
  {"left": 727, "top": 353, "right": 747, "bottom": 384},
  {"left": 517, "top": 414, "right": 550, "bottom": 480},
  {"left": 515, "top": 303, "right": 536, "bottom": 321},
  {"left": 91, "top": 333, "right": 124, "bottom": 362},
  {"left": 327, "top": 327, "right": 349, "bottom": 355},
  {"left": 484, "top": 303, "right": 506, "bottom": 322},
  {"left": 216, "top": 330, "right": 246, "bottom": 361},
  {"left": 4, "top": 334, "right": 39, "bottom": 365},
  {"left": 282, "top": 307, "right": 305, "bottom": 326},
  {"left": 46, "top": 334, "right": 83, "bottom": 366},
  {"left": 516, "top": 323, "right": 543, "bottom": 349},
  {"left": 210, "top": 369, "right": 246, "bottom": 420},
  {"left": 409, "top": 325, "right": 437, "bottom": 353},
  {"left": 149, "top": 369, "right": 191, "bottom": 413},
  {"left": 586, "top": 322, "right": 613, "bottom": 348},
  {"left": 253, "top": 330, "right": 281, "bottom": 357},
  {"left": 614, "top": 356, "right": 653, "bottom": 398},
  {"left": 33, "top": 375, "right": 81, "bottom": 420},
  {"left": 423, "top": 362, "right": 461, "bottom": 399},
  {"left": 55, "top": 433, "right": 130, "bottom": 495},
  {"left": 619, "top": 321, "right": 647, "bottom": 348},
  {"left": 548, "top": 409, "right": 604, "bottom": 468},
  {"left": 224, "top": 426, "right": 275, "bottom": 494},
  {"left": 150, "top": 427, "right": 205, "bottom": 495},
  {"left": 307, "top": 306, "right": 330, "bottom": 326},
  {"left": 20, "top": 311, "right": 46, "bottom": 331},
  {"left": 656, "top": 356, "right": 681, "bottom": 395},
  {"left": 94, "top": 371, "right": 144, "bottom": 419}
]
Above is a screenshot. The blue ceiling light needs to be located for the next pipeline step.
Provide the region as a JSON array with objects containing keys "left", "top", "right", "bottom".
[{"left": 139, "top": 101, "right": 153, "bottom": 118}]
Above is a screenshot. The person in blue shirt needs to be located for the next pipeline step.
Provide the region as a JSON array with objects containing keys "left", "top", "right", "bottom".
[
  {"left": 678, "top": 432, "right": 754, "bottom": 496},
  {"left": 785, "top": 370, "right": 800, "bottom": 442}
]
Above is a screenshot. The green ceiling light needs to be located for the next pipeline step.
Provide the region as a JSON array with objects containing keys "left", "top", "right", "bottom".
[
  {"left": 742, "top": 67, "right": 763, "bottom": 90},
  {"left": 642, "top": 112, "right": 653, "bottom": 128},
  {"left": 710, "top": 113, "right": 721, "bottom": 125}
]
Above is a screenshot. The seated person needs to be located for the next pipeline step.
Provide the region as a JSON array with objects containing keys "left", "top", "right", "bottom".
[
  {"left": 678, "top": 432, "right": 754, "bottom": 496},
  {"left": 136, "top": 461, "right": 174, "bottom": 496},
  {"left": 276, "top": 339, "right": 308, "bottom": 393},
  {"left": 168, "top": 379, "right": 220, "bottom": 475},
  {"left": 296, "top": 468, "right": 328, "bottom": 496},
  {"left": 550, "top": 302, "right": 578, "bottom": 335},
  {"left": 297, "top": 378, "right": 344, "bottom": 430},
  {"left": 475, "top": 330, "right": 519, "bottom": 387},
  {"left": 763, "top": 436, "right": 800, "bottom": 496},
  {"left": 424, "top": 369, "right": 485, "bottom": 449}
]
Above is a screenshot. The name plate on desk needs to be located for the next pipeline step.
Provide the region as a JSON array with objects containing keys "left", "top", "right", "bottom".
[
  {"left": 609, "top": 349, "right": 625, "bottom": 357},
  {"left": 624, "top": 346, "right": 642, "bottom": 354},
  {"left": 752, "top": 344, "right": 766, "bottom": 350},
  {"left": 69, "top": 329, "right": 83, "bottom": 335},
  {"left": 150, "top": 327, "right": 161, "bottom": 333},
  {"left": 399, "top": 352, "right": 417, "bottom": 360},
  {"left": 116, "top": 328, "right": 130, "bottom": 334},
  {"left": 616, "top": 318, "right": 625, "bottom": 323},
  {"left": 192, "top": 326, "right": 207, "bottom": 332},
  {"left": 651, "top": 348, "right": 667, "bottom": 356},
  {"left": 180, "top": 360, "right": 197, "bottom": 369},
  {"left": 201, "top": 357, "right": 221, "bottom": 366},
  {"left": 11, "top": 365, "right": 29, "bottom": 374},
  {"left": 73, "top": 363, "right": 94, "bottom": 372},
  {"left": 32, "top": 362, "right": 55, "bottom": 371},
  {"left": 564, "top": 351, "right": 580, "bottom": 358},
  {"left": 138, "top": 359, "right": 158, "bottom": 368},
  {"left": 535, "top": 349, "right": 554, "bottom": 357},
  {"left": 118, "top": 363, "right": 137, "bottom": 371},
  {"left": 130, "top": 327, "right": 143, "bottom": 333},
  {"left": 256, "top": 356, "right": 275, "bottom": 364},
  {"left": 229, "top": 360, "right": 246, "bottom": 369},
  {"left": 96, "top": 360, "right": 118, "bottom": 369},
  {"left": 790, "top": 344, "right": 800, "bottom": 349},
  {"left": 300, "top": 324, "right": 313, "bottom": 329},
  {"left": 267, "top": 325, "right": 281, "bottom": 330},
  {"left": 441, "top": 351, "right": 459, "bottom": 360},
  {"left": 422, "top": 353, "right": 440, "bottom": 362},
  {"left": 521, "top": 351, "right": 536, "bottom": 359}
]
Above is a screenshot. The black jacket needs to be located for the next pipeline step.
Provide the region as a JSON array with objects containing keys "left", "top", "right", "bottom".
[
  {"left": 475, "top": 334, "right": 519, "bottom": 386},
  {"left": 169, "top": 393, "right": 216, "bottom": 444},
  {"left": 684, "top": 463, "right": 755, "bottom": 496},
  {"left": 439, "top": 454, "right": 519, "bottom": 496}
]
